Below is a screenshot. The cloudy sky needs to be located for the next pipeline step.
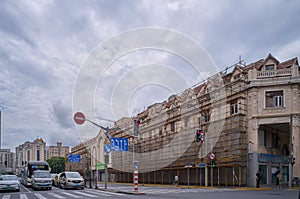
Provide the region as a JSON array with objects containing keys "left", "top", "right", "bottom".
[{"left": 0, "top": 0, "right": 300, "bottom": 152}]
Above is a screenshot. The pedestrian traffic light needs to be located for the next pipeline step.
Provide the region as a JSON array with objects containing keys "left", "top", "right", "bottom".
[
  {"left": 133, "top": 119, "right": 140, "bottom": 136},
  {"left": 195, "top": 129, "right": 205, "bottom": 143}
]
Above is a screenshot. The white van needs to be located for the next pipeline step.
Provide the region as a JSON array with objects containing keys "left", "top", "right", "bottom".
[
  {"left": 58, "top": 172, "right": 84, "bottom": 189},
  {"left": 32, "top": 170, "right": 52, "bottom": 190}
]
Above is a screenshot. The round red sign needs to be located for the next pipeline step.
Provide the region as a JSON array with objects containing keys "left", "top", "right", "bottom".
[
  {"left": 74, "top": 112, "right": 85, "bottom": 125},
  {"left": 209, "top": 153, "right": 215, "bottom": 160}
]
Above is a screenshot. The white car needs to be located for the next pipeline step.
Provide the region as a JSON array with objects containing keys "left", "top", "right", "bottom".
[{"left": 0, "top": 175, "right": 20, "bottom": 192}]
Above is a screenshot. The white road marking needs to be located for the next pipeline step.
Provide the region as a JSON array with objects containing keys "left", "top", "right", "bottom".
[
  {"left": 47, "top": 192, "right": 66, "bottom": 198},
  {"left": 20, "top": 194, "right": 29, "bottom": 199},
  {"left": 73, "top": 191, "right": 98, "bottom": 197},
  {"left": 85, "top": 190, "right": 111, "bottom": 196},
  {"left": 2, "top": 195, "right": 11, "bottom": 199},
  {"left": 34, "top": 193, "right": 48, "bottom": 199},
  {"left": 94, "top": 190, "right": 125, "bottom": 196},
  {"left": 60, "top": 191, "right": 82, "bottom": 198}
]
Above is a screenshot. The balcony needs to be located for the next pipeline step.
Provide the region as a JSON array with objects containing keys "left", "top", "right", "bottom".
[{"left": 257, "top": 68, "right": 292, "bottom": 78}]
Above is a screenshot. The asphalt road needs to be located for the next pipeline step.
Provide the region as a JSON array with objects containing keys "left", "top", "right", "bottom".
[{"left": 0, "top": 184, "right": 298, "bottom": 199}]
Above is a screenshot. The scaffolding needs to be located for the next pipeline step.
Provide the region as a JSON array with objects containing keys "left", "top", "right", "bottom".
[{"left": 109, "top": 65, "right": 249, "bottom": 187}]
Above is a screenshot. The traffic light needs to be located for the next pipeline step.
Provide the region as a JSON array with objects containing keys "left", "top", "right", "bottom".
[
  {"left": 133, "top": 119, "right": 140, "bottom": 136},
  {"left": 211, "top": 160, "right": 216, "bottom": 167},
  {"left": 195, "top": 129, "right": 205, "bottom": 143},
  {"left": 292, "top": 158, "right": 295, "bottom": 166}
]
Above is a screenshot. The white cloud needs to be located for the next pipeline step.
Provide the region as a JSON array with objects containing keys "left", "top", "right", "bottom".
[{"left": 0, "top": 0, "right": 299, "bottom": 151}]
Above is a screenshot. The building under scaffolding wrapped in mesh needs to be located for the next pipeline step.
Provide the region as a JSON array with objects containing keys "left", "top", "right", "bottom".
[{"left": 70, "top": 54, "right": 300, "bottom": 187}]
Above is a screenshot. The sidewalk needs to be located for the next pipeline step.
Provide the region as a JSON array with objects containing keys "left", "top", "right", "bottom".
[{"left": 85, "top": 181, "right": 299, "bottom": 194}]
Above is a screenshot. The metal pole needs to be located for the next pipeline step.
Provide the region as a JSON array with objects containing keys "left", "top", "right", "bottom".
[
  {"left": 188, "top": 168, "right": 190, "bottom": 187},
  {"left": 210, "top": 139, "right": 213, "bottom": 186},
  {"left": 89, "top": 156, "right": 92, "bottom": 188},
  {"left": 200, "top": 168, "right": 202, "bottom": 186},
  {"left": 104, "top": 154, "right": 109, "bottom": 189},
  {"left": 289, "top": 115, "right": 293, "bottom": 188}
]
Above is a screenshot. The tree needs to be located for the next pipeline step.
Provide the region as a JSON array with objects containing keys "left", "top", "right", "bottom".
[{"left": 46, "top": 156, "right": 65, "bottom": 174}]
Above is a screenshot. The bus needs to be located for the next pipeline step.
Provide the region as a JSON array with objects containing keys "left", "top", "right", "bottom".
[{"left": 21, "top": 161, "right": 50, "bottom": 187}]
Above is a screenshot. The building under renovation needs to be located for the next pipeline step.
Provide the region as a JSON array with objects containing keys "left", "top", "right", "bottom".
[{"left": 72, "top": 54, "right": 300, "bottom": 187}]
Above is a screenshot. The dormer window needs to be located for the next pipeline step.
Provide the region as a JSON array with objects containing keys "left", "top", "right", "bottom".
[
  {"left": 233, "top": 74, "right": 240, "bottom": 80},
  {"left": 265, "top": 64, "right": 275, "bottom": 70}
]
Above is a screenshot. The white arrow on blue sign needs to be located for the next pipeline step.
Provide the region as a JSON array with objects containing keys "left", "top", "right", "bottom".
[
  {"left": 110, "top": 137, "right": 128, "bottom": 152},
  {"left": 68, "top": 154, "right": 81, "bottom": 162}
]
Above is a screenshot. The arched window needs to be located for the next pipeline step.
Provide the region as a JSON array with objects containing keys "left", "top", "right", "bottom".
[{"left": 92, "top": 147, "right": 97, "bottom": 167}]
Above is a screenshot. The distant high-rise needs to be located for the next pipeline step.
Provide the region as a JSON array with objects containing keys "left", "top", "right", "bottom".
[{"left": 0, "top": 111, "right": 2, "bottom": 149}]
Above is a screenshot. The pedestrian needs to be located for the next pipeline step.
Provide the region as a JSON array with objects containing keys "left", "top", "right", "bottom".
[
  {"left": 256, "top": 171, "right": 261, "bottom": 188},
  {"left": 174, "top": 175, "right": 179, "bottom": 188},
  {"left": 276, "top": 170, "right": 281, "bottom": 189}
]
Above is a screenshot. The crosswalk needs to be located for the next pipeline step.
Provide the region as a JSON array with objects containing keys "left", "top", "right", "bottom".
[
  {"left": 106, "top": 186, "right": 237, "bottom": 195},
  {"left": 0, "top": 189, "right": 126, "bottom": 199},
  {"left": 0, "top": 187, "right": 238, "bottom": 198}
]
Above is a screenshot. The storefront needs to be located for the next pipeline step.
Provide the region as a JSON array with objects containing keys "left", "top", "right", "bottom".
[{"left": 258, "top": 153, "right": 290, "bottom": 185}]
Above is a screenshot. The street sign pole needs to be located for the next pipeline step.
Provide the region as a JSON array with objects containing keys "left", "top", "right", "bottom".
[{"left": 104, "top": 154, "right": 109, "bottom": 189}]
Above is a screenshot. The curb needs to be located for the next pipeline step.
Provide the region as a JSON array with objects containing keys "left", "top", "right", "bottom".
[{"left": 97, "top": 188, "right": 145, "bottom": 195}]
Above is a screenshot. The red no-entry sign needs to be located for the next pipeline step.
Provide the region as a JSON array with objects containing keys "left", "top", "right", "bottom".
[{"left": 74, "top": 112, "right": 85, "bottom": 125}]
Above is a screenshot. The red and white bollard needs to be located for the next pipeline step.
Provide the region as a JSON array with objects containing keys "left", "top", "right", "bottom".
[{"left": 134, "top": 161, "right": 138, "bottom": 192}]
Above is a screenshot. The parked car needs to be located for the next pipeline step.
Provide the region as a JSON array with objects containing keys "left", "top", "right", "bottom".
[
  {"left": 58, "top": 171, "right": 84, "bottom": 189},
  {"left": 0, "top": 175, "right": 20, "bottom": 192},
  {"left": 32, "top": 170, "right": 52, "bottom": 190}
]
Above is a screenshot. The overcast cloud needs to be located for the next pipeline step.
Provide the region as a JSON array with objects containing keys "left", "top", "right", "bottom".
[{"left": 0, "top": 0, "right": 300, "bottom": 151}]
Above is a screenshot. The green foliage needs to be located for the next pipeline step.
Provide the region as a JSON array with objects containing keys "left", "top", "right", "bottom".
[{"left": 46, "top": 156, "right": 65, "bottom": 174}]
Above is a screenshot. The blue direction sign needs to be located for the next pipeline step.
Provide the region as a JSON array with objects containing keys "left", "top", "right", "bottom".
[
  {"left": 68, "top": 154, "right": 81, "bottom": 162},
  {"left": 110, "top": 137, "right": 128, "bottom": 152},
  {"left": 197, "top": 163, "right": 206, "bottom": 168},
  {"left": 104, "top": 144, "right": 112, "bottom": 154}
]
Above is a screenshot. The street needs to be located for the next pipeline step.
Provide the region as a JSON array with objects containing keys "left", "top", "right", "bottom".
[{"left": 0, "top": 184, "right": 298, "bottom": 199}]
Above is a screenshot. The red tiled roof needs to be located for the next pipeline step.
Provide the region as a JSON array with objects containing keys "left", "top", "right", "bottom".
[
  {"left": 193, "top": 83, "right": 206, "bottom": 94},
  {"left": 277, "top": 57, "right": 298, "bottom": 69},
  {"left": 242, "top": 59, "right": 264, "bottom": 72}
]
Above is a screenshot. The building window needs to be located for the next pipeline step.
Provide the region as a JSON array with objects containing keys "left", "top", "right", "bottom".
[
  {"left": 258, "top": 129, "right": 266, "bottom": 146},
  {"left": 27, "top": 150, "right": 30, "bottom": 161},
  {"left": 184, "top": 117, "right": 189, "bottom": 127},
  {"left": 234, "top": 74, "right": 240, "bottom": 80},
  {"left": 265, "top": 90, "right": 284, "bottom": 108},
  {"left": 265, "top": 64, "right": 275, "bottom": 70},
  {"left": 159, "top": 129, "right": 163, "bottom": 136},
  {"left": 203, "top": 110, "right": 210, "bottom": 122},
  {"left": 272, "top": 133, "right": 279, "bottom": 149},
  {"left": 170, "top": 122, "right": 175, "bottom": 132},
  {"left": 37, "top": 150, "right": 40, "bottom": 161},
  {"left": 230, "top": 101, "right": 238, "bottom": 115}
]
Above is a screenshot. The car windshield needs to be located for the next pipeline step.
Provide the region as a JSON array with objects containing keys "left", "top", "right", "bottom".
[
  {"left": 34, "top": 172, "right": 51, "bottom": 178},
  {"left": 0, "top": 175, "right": 18, "bottom": 181},
  {"left": 66, "top": 172, "right": 81, "bottom": 178}
]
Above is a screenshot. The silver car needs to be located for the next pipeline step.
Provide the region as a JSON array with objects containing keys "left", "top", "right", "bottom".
[{"left": 0, "top": 175, "right": 20, "bottom": 192}]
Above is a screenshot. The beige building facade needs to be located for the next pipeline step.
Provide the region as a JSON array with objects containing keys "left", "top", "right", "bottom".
[
  {"left": 0, "top": 149, "right": 15, "bottom": 174},
  {"left": 72, "top": 54, "right": 300, "bottom": 187},
  {"left": 15, "top": 138, "right": 47, "bottom": 174},
  {"left": 46, "top": 142, "right": 69, "bottom": 159}
]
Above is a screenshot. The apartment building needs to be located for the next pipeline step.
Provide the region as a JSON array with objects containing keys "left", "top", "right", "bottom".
[
  {"left": 46, "top": 142, "right": 69, "bottom": 159},
  {"left": 15, "top": 138, "right": 47, "bottom": 174},
  {"left": 0, "top": 149, "right": 15, "bottom": 174}
]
